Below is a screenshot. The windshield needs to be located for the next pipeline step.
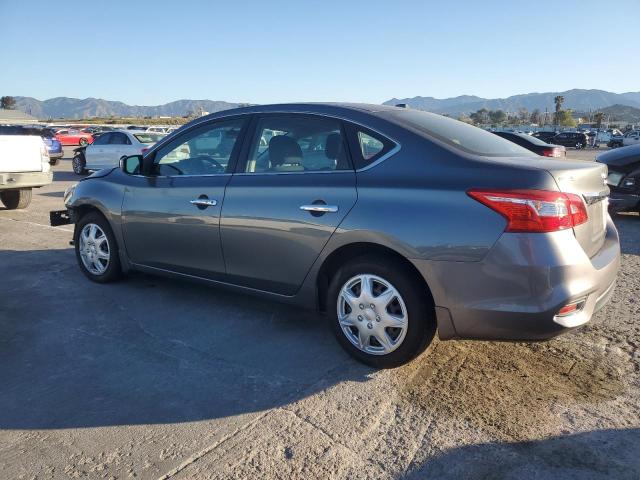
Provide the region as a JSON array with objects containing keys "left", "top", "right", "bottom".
[
  {"left": 134, "top": 133, "right": 164, "bottom": 144},
  {"left": 385, "top": 110, "right": 536, "bottom": 157}
]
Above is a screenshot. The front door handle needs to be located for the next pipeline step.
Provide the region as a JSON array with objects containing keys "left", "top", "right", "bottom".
[
  {"left": 300, "top": 204, "right": 338, "bottom": 213},
  {"left": 190, "top": 198, "right": 217, "bottom": 207}
]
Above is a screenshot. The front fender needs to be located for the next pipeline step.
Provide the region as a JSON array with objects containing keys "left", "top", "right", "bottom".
[{"left": 66, "top": 177, "right": 129, "bottom": 270}]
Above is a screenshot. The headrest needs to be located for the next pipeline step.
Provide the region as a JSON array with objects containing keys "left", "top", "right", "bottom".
[
  {"left": 325, "top": 133, "right": 343, "bottom": 160},
  {"left": 269, "top": 135, "right": 302, "bottom": 166}
]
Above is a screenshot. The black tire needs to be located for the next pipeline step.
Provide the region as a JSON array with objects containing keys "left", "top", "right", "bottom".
[
  {"left": 0, "top": 188, "right": 32, "bottom": 210},
  {"left": 327, "top": 255, "right": 436, "bottom": 368},
  {"left": 74, "top": 212, "right": 122, "bottom": 283},
  {"left": 79, "top": 138, "right": 88, "bottom": 146},
  {"left": 50, "top": 158, "right": 59, "bottom": 166},
  {"left": 72, "top": 154, "right": 87, "bottom": 175}
]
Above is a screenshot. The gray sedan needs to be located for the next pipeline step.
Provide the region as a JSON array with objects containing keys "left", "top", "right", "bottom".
[{"left": 56, "top": 103, "right": 620, "bottom": 368}]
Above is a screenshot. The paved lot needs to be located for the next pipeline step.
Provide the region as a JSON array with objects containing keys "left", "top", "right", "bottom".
[{"left": 1, "top": 147, "right": 639, "bottom": 479}]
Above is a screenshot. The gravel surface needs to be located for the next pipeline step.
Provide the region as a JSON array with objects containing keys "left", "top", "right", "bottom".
[{"left": 1, "top": 147, "right": 638, "bottom": 479}]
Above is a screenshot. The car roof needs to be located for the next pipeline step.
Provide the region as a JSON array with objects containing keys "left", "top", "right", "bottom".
[{"left": 198, "top": 102, "right": 404, "bottom": 121}]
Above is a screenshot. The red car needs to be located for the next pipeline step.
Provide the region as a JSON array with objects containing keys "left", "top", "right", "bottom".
[{"left": 54, "top": 129, "right": 93, "bottom": 146}]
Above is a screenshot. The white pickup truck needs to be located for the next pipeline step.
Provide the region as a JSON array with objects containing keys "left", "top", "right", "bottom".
[{"left": 0, "top": 135, "right": 53, "bottom": 209}]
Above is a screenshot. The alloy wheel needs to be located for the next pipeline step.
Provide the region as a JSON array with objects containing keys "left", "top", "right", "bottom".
[
  {"left": 79, "top": 223, "right": 110, "bottom": 275},
  {"left": 337, "top": 274, "right": 408, "bottom": 355}
]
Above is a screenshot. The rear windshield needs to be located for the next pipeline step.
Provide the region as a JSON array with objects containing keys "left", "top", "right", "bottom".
[
  {"left": 385, "top": 110, "right": 536, "bottom": 157},
  {"left": 134, "top": 133, "right": 164, "bottom": 144}
]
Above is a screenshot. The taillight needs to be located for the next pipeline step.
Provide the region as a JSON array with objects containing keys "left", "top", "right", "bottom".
[
  {"left": 542, "top": 148, "right": 562, "bottom": 158},
  {"left": 467, "top": 189, "right": 588, "bottom": 233},
  {"left": 141, "top": 147, "right": 150, "bottom": 155}
]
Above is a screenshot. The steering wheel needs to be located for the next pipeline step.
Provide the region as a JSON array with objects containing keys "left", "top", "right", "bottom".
[{"left": 189, "top": 155, "right": 223, "bottom": 173}]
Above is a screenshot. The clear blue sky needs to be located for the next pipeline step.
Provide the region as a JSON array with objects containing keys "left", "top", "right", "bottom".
[{"left": 1, "top": 0, "right": 638, "bottom": 105}]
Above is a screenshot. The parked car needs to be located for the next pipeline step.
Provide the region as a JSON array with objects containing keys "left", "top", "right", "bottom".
[
  {"left": 52, "top": 104, "right": 620, "bottom": 368},
  {"left": 0, "top": 133, "right": 52, "bottom": 209},
  {"left": 146, "top": 126, "right": 170, "bottom": 134},
  {"left": 550, "top": 131, "right": 589, "bottom": 149},
  {"left": 532, "top": 131, "right": 558, "bottom": 143},
  {"left": 72, "top": 130, "right": 165, "bottom": 174},
  {"left": 622, "top": 130, "right": 640, "bottom": 147},
  {"left": 493, "top": 131, "right": 566, "bottom": 157},
  {"left": 595, "top": 129, "right": 622, "bottom": 145},
  {"left": 0, "top": 125, "right": 63, "bottom": 165},
  {"left": 597, "top": 144, "right": 640, "bottom": 213},
  {"left": 55, "top": 129, "right": 94, "bottom": 146}
]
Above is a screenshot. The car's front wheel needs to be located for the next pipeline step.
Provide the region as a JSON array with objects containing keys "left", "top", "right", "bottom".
[
  {"left": 327, "top": 256, "right": 435, "bottom": 368},
  {"left": 74, "top": 212, "right": 122, "bottom": 283},
  {"left": 72, "top": 154, "right": 87, "bottom": 175}
]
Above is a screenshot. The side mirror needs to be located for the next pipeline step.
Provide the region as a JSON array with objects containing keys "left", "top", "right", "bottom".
[{"left": 120, "top": 155, "right": 143, "bottom": 175}]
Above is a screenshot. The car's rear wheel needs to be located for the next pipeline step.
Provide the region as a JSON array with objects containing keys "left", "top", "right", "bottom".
[
  {"left": 575, "top": 142, "right": 583, "bottom": 149},
  {"left": 72, "top": 153, "right": 87, "bottom": 175},
  {"left": 327, "top": 256, "right": 435, "bottom": 368},
  {"left": 79, "top": 138, "right": 88, "bottom": 146},
  {"left": 74, "top": 212, "right": 122, "bottom": 283},
  {"left": 0, "top": 188, "right": 32, "bottom": 210}
]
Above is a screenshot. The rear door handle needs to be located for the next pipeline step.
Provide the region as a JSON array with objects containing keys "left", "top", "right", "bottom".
[
  {"left": 300, "top": 204, "right": 338, "bottom": 213},
  {"left": 190, "top": 199, "right": 217, "bottom": 207}
]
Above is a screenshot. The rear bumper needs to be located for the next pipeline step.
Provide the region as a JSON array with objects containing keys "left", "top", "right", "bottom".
[
  {"left": 0, "top": 171, "right": 53, "bottom": 189},
  {"left": 48, "top": 151, "right": 63, "bottom": 159},
  {"left": 411, "top": 217, "right": 621, "bottom": 341}
]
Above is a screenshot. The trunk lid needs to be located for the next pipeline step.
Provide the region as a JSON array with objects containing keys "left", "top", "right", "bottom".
[
  {"left": 531, "top": 158, "right": 609, "bottom": 258},
  {"left": 484, "top": 156, "right": 609, "bottom": 258}
]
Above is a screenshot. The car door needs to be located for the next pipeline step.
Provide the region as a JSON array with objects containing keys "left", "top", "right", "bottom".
[
  {"left": 220, "top": 113, "right": 357, "bottom": 295},
  {"left": 100, "top": 131, "right": 131, "bottom": 168},
  {"left": 84, "top": 132, "right": 112, "bottom": 169},
  {"left": 555, "top": 132, "right": 568, "bottom": 146},
  {"left": 121, "top": 117, "right": 248, "bottom": 278}
]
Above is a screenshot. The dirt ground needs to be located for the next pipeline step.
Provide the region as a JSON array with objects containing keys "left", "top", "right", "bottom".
[{"left": 0, "top": 147, "right": 638, "bottom": 479}]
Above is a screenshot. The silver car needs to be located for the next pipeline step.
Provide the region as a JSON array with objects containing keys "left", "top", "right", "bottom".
[{"left": 55, "top": 104, "right": 620, "bottom": 368}]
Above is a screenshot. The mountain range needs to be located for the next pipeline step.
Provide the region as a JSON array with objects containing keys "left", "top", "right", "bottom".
[
  {"left": 9, "top": 89, "right": 640, "bottom": 121},
  {"left": 13, "top": 97, "right": 241, "bottom": 119},
  {"left": 383, "top": 89, "right": 640, "bottom": 117}
]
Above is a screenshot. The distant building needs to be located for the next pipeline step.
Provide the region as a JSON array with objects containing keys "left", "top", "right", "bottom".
[{"left": 0, "top": 109, "right": 39, "bottom": 125}]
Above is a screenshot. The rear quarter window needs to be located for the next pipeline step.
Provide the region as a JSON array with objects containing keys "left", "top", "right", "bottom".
[
  {"left": 385, "top": 110, "right": 536, "bottom": 157},
  {"left": 344, "top": 123, "right": 397, "bottom": 169}
]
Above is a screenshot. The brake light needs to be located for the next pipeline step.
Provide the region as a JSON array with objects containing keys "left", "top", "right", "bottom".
[
  {"left": 542, "top": 148, "right": 562, "bottom": 158},
  {"left": 467, "top": 189, "right": 588, "bottom": 233},
  {"left": 141, "top": 147, "right": 150, "bottom": 155}
]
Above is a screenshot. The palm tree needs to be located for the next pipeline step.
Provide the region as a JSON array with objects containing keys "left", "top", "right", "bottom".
[{"left": 553, "top": 95, "right": 565, "bottom": 126}]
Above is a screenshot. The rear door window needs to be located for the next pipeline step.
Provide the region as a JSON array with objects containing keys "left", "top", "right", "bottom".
[
  {"left": 110, "top": 132, "right": 131, "bottom": 145},
  {"left": 243, "top": 114, "right": 352, "bottom": 173}
]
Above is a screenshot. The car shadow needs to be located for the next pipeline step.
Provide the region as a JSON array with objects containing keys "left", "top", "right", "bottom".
[
  {"left": 0, "top": 247, "right": 371, "bottom": 430},
  {"left": 613, "top": 212, "right": 640, "bottom": 255},
  {"left": 402, "top": 428, "right": 640, "bottom": 479},
  {"left": 53, "top": 170, "right": 84, "bottom": 182},
  {"left": 39, "top": 191, "right": 64, "bottom": 198}
]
